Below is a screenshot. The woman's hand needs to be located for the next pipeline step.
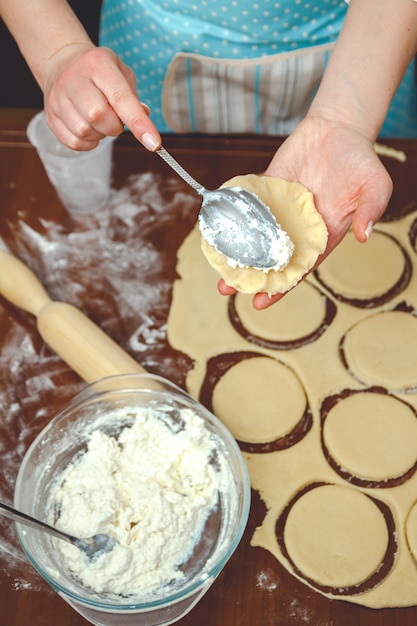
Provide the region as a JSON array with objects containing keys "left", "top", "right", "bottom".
[
  {"left": 43, "top": 44, "right": 161, "bottom": 152},
  {"left": 218, "top": 115, "right": 393, "bottom": 309},
  {"left": 0, "top": 0, "right": 161, "bottom": 151}
]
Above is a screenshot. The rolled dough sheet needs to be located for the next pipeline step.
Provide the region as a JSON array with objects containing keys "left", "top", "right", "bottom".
[{"left": 167, "top": 203, "right": 417, "bottom": 607}]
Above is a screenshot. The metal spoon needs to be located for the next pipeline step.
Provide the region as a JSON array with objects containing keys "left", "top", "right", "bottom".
[
  {"left": 0, "top": 501, "right": 116, "bottom": 560},
  {"left": 156, "top": 147, "right": 286, "bottom": 269}
]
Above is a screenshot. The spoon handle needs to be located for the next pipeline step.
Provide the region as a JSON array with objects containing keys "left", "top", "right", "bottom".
[
  {"left": 0, "top": 502, "right": 73, "bottom": 545},
  {"left": 156, "top": 147, "right": 206, "bottom": 195}
]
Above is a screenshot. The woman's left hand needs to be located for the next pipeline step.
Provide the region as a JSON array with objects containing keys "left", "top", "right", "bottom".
[{"left": 218, "top": 114, "right": 393, "bottom": 309}]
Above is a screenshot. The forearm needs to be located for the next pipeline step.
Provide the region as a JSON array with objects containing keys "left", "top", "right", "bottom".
[
  {"left": 0, "top": 0, "right": 92, "bottom": 92},
  {"left": 310, "top": 0, "right": 417, "bottom": 141}
]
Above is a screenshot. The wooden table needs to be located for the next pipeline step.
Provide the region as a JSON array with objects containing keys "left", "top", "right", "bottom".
[{"left": 1, "top": 108, "right": 417, "bottom": 626}]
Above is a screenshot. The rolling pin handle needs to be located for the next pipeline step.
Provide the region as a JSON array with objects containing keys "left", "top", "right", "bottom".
[
  {"left": 0, "top": 250, "right": 146, "bottom": 382},
  {"left": 0, "top": 250, "right": 51, "bottom": 316}
]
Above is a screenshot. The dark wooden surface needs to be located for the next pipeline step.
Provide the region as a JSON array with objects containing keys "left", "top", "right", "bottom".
[{"left": 1, "top": 107, "right": 417, "bottom": 626}]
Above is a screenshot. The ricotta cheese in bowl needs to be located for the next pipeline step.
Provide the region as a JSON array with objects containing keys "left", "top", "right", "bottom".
[{"left": 14, "top": 373, "right": 250, "bottom": 626}]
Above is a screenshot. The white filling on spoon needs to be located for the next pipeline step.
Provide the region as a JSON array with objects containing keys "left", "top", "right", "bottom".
[{"left": 200, "top": 216, "right": 294, "bottom": 273}]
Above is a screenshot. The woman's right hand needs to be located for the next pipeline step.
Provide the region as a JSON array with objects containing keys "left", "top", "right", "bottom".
[{"left": 43, "top": 44, "right": 161, "bottom": 152}]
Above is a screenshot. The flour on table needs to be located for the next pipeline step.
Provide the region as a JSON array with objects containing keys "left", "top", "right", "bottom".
[
  {"left": 256, "top": 569, "right": 279, "bottom": 592},
  {"left": 0, "top": 172, "right": 197, "bottom": 590}
]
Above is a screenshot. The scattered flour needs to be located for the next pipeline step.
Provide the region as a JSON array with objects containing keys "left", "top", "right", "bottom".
[
  {"left": 256, "top": 569, "right": 279, "bottom": 592},
  {"left": 0, "top": 172, "right": 198, "bottom": 589},
  {"left": 0, "top": 324, "right": 80, "bottom": 591}
]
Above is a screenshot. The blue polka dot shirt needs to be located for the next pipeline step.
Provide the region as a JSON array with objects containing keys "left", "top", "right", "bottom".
[{"left": 100, "top": 0, "right": 417, "bottom": 137}]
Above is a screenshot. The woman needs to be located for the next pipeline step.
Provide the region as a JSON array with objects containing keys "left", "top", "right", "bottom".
[{"left": 1, "top": 0, "right": 417, "bottom": 308}]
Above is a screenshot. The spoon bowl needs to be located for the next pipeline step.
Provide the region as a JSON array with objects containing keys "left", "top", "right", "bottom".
[
  {"left": 198, "top": 185, "right": 288, "bottom": 269},
  {"left": 0, "top": 501, "right": 116, "bottom": 560},
  {"left": 156, "top": 147, "right": 291, "bottom": 269}
]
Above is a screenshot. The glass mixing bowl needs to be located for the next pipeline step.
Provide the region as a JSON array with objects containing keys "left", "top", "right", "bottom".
[{"left": 14, "top": 373, "right": 250, "bottom": 626}]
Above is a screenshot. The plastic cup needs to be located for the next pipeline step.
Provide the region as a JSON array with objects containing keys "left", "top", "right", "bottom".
[
  {"left": 27, "top": 111, "right": 115, "bottom": 215},
  {"left": 14, "top": 373, "right": 250, "bottom": 626}
]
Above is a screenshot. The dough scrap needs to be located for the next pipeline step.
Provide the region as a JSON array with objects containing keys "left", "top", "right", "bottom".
[
  {"left": 201, "top": 174, "right": 328, "bottom": 294},
  {"left": 167, "top": 195, "right": 417, "bottom": 608}
]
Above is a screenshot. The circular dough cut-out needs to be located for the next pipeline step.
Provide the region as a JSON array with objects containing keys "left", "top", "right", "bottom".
[
  {"left": 342, "top": 311, "right": 417, "bottom": 392},
  {"left": 323, "top": 392, "right": 417, "bottom": 482},
  {"left": 201, "top": 174, "right": 328, "bottom": 294},
  {"left": 283, "top": 484, "right": 389, "bottom": 589},
  {"left": 211, "top": 357, "right": 306, "bottom": 443},
  {"left": 232, "top": 281, "right": 328, "bottom": 344},
  {"left": 405, "top": 500, "right": 417, "bottom": 564},
  {"left": 315, "top": 230, "right": 409, "bottom": 305}
]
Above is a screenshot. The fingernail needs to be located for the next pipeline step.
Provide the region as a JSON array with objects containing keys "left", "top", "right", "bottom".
[
  {"left": 365, "top": 220, "right": 374, "bottom": 241},
  {"left": 141, "top": 132, "right": 160, "bottom": 151}
]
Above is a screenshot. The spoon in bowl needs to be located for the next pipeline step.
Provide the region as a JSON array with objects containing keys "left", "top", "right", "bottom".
[
  {"left": 0, "top": 501, "right": 116, "bottom": 561},
  {"left": 156, "top": 147, "right": 291, "bottom": 270}
]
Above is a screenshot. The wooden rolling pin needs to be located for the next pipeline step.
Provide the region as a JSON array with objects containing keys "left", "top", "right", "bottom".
[{"left": 0, "top": 250, "right": 145, "bottom": 383}]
